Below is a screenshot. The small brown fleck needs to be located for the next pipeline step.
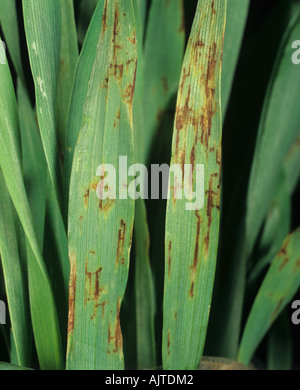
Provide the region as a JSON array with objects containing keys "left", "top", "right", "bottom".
[
  {"left": 189, "top": 281, "right": 194, "bottom": 298},
  {"left": 279, "top": 258, "right": 289, "bottom": 271},
  {"left": 168, "top": 241, "right": 172, "bottom": 278},
  {"left": 116, "top": 220, "right": 126, "bottom": 266},
  {"left": 271, "top": 298, "right": 284, "bottom": 322}
]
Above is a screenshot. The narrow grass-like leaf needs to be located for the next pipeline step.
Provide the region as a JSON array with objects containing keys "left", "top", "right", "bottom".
[
  {"left": 238, "top": 228, "right": 300, "bottom": 366},
  {"left": 246, "top": 12, "right": 300, "bottom": 255},
  {"left": 162, "top": 0, "right": 226, "bottom": 370},
  {"left": 22, "top": 0, "right": 63, "bottom": 211},
  {"left": 56, "top": 0, "right": 78, "bottom": 160},
  {"left": 64, "top": 1, "right": 105, "bottom": 203},
  {"left": 67, "top": 0, "right": 137, "bottom": 370},
  {"left": 0, "top": 170, "right": 30, "bottom": 367},
  {"left": 248, "top": 177, "right": 291, "bottom": 284},
  {"left": 0, "top": 44, "right": 63, "bottom": 370},
  {"left": 222, "top": 0, "right": 249, "bottom": 118},
  {"left": 0, "top": 0, "right": 25, "bottom": 82},
  {"left": 143, "top": 0, "right": 185, "bottom": 163}
]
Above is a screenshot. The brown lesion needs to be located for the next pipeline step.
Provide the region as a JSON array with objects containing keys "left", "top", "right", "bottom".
[
  {"left": 204, "top": 174, "right": 220, "bottom": 255},
  {"left": 128, "top": 32, "right": 136, "bottom": 45},
  {"left": 167, "top": 330, "right": 171, "bottom": 355},
  {"left": 271, "top": 298, "right": 284, "bottom": 322},
  {"left": 279, "top": 257, "right": 289, "bottom": 271},
  {"left": 108, "top": 299, "right": 123, "bottom": 354},
  {"left": 191, "top": 211, "right": 201, "bottom": 274},
  {"left": 175, "top": 86, "right": 198, "bottom": 158},
  {"left": 92, "top": 300, "right": 108, "bottom": 320},
  {"left": 84, "top": 189, "right": 90, "bottom": 208},
  {"left": 84, "top": 260, "right": 104, "bottom": 309},
  {"left": 116, "top": 220, "right": 126, "bottom": 266},
  {"left": 110, "top": 62, "right": 124, "bottom": 80},
  {"left": 211, "top": 0, "right": 216, "bottom": 15},
  {"left": 68, "top": 253, "right": 77, "bottom": 335},
  {"left": 277, "top": 240, "right": 289, "bottom": 258}
]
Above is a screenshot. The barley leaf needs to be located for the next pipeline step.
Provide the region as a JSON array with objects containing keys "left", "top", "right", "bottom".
[
  {"left": 0, "top": 44, "right": 63, "bottom": 370},
  {"left": 66, "top": 0, "right": 137, "bottom": 370},
  {"left": 0, "top": 170, "right": 31, "bottom": 367},
  {"left": 22, "top": 0, "right": 63, "bottom": 211},
  {"left": 162, "top": 0, "right": 226, "bottom": 370}
]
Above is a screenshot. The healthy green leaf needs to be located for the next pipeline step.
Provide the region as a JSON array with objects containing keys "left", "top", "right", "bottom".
[
  {"left": 64, "top": 0, "right": 105, "bottom": 204},
  {"left": 0, "top": 42, "right": 63, "bottom": 370},
  {"left": 222, "top": 0, "right": 249, "bottom": 118},
  {"left": 143, "top": 0, "right": 185, "bottom": 164},
  {"left": 238, "top": 228, "right": 300, "bottom": 366},
  {"left": 267, "top": 310, "right": 293, "bottom": 370},
  {"left": 246, "top": 12, "right": 300, "bottom": 255},
  {"left": 0, "top": 362, "right": 32, "bottom": 370},
  {"left": 22, "top": 0, "right": 63, "bottom": 211},
  {"left": 0, "top": 169, "right": 31, "bottom": 367}
]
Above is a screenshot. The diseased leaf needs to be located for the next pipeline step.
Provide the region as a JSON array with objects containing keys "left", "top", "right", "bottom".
[
  {"left": 162, "top": 0, "right": 226, "bottom": 370},
  {"left": 222, "top": 0, "right": 249, "bottom": 118},
  {"left": 131, "top": 0, "right": 156, "bottom": 370},
  {"left": 0, "top": 0, "right": 25, "bottom": 82},
  {"left": 246, "top": 12, "right": 300, "bottom": 255},
  {"left": 23, "top": 0, "right": 63, "bottom": 211},
  {"left": 238, "top": 228, "right": 300, "bottom": 366},
  {"left": 64, "top": 0, "right": 105, "bottom": 203},
  {"left": 56, "top": 0, "right": 78, "bottom": 162},
  {"left": 143, "top": 0, "right": 185, "bottom": 163},
  {"left": 66, "top": 0, "right": 137, "bottom": 370},
  {"left": 267, "top": 310, "right": 293, "bottom": 370}
]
